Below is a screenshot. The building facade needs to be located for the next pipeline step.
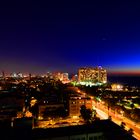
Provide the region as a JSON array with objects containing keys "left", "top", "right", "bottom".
[
  {"left": 32, "top": 120, "right": 136, "bottom": 140},
  {"left": 53, "top": 72, "right": 69, "bottom": 83},
  {"left": 69, "top": 97, "right": 92, "bottom": 117},
  {"left": 78, "top": 66, "right": 107, "bottom": 84}
]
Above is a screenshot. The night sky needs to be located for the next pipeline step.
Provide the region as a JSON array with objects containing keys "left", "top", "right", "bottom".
[{"left": 0, "top": 1, "right": 140, "bottom": 74}]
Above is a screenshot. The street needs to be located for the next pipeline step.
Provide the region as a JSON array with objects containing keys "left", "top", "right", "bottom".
[{"left": 94, "top": 102, "right": 140, "bottom": 140}]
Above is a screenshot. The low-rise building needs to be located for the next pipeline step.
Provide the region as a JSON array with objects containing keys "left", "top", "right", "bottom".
[
  {"left": 69, "top": 96, "right": 92, "bottom": 117},
  {"left": 32, "top": 120, "right": 136, "bottom": 140},
  {"left": 38, "top": 103, "right": 64, "bottom": 119}
]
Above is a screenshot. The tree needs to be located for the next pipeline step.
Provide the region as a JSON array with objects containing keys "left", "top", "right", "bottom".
[
  {"left": 120, "top": 122, "right": 126, "bottom": 129},
  {"left": 29, "top": 103, "right": 39, "bottom": 118},
  {"left": 80, "top": 105, "right": 92, "bottom": 123},
  {"left": 130, "top": 108, "right": 140, "bottom": 122},
  {"left": 92, "top": 109, "right": 97, "bottom": 118},
  {"left": 130, "top": 103, "right": 134, "bottom": 110},
  {"left": 128, "top": 128, "right": 134, "bottom": 136}
]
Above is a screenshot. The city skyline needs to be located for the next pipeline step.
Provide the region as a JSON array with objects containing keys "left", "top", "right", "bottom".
[{"left": 0, "top": 1, "right": 140, "bottom": 74}]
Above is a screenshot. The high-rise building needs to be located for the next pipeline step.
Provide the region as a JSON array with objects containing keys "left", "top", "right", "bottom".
[
  {"left": 95, "top": 66, "right": 107, "bottom": 83},
  {"left": 78, "top": 66, "right": 107, "bottom": 84},
  {"left": 53, "top": 72, "right": 63, "bottom": 81},
  {"left": 10, "top": 72, "right": 23, "bottom": 78},
  {"left": 53, "top": 72, "right": 69, "bottom": 83},
  {"left": 2, "top": 71, "right": 5, "bottom": 79},
  {"left": 62, "top": 73, "right": 69, "bottom": 81},
  {"left": 71, "top": 74, "right": 78, "bottom": 82}
]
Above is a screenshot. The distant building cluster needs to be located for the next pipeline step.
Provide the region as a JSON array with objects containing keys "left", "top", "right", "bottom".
[
  {"left": 0, "top": 66, "right": 107, "bottom": 86},
  {"left": 53, "top": 72, "right": 69, "bottom": 83},
  {"left": 78, "top": 66, "right": 107, "bottom": 85},
  {"left": 111, "top": 84, "right": 123, "bottom": 91},
  {"left": 10, "top": 72, "right": 23, "bottom": 78},
  {"left": 44, "top": 72, "right": 69, "bottom": 83}
]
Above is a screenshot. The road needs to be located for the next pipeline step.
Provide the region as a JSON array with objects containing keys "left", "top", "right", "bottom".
[
  {"left": 94, "top": 104, "right": 140, "bottom": 140},
  {"left": 67, "top": 87, "right": 140, "bottom": 139}
]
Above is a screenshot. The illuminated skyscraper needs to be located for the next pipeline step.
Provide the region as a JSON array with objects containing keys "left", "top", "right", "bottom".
[
  {"left": 95, "top": 66, "right": 107, "bottom": 83},
  {"left": 78, "top": 66, "right": 107, "bottom": 84},
  {"left": 78, "top": 67, "right": 97, "bottom": 83}
]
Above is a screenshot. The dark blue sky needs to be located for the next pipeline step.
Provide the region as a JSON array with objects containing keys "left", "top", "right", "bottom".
[{"left": 0, "top": 1, "right": 140, "bottom": 74}]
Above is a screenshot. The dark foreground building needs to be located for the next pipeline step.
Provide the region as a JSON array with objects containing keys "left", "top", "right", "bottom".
[
  {"left": 0, "top": 119, "right": 136, "bottom": 140},
  {"left": 32, "top": 120, "right": 135, "bottom": 140}
]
